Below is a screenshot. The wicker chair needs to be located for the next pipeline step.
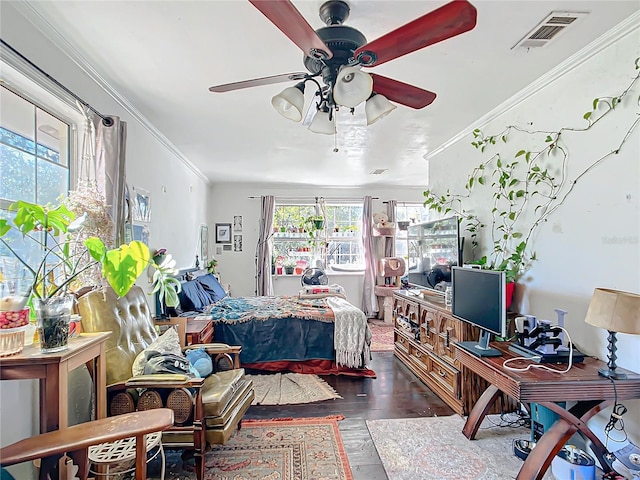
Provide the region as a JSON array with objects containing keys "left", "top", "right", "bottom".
[{"left": 77, "top": 286, "right": 254, "bottom": 480}]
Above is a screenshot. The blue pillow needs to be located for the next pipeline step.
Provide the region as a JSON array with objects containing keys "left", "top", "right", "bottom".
[
  {"left": 196, "top": 274, "right": 227, "bottom": 303},
  {"left": 178, "top": 280, "right": 212, "bottom": 312}
]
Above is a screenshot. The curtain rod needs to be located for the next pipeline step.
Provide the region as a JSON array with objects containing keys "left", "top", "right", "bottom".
[
  {"left": 248, "top": 196, "right": 379, "bottom": 200},
  {"left": 1, "top": 39, "right": 113, "bottom": 127}
]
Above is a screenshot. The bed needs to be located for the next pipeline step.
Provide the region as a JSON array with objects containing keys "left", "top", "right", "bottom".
[{"left": 166, "top": 270, "right": 374, "bottom": 377}]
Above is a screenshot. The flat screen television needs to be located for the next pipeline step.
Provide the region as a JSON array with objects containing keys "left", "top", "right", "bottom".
[
  {"left": 451, "top": 266, "right": 506, "bottom": 357},
  {"left": 406, "top": 216, "right": 462, "bottom": 293}
]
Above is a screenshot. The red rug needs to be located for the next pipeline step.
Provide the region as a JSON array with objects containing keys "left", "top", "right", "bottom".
[
  {"left": 158, "top": 416, "right": 354, "bottom": 479},
  {"left": 369, "top": 322, "right": 395, "bottom": 352}
]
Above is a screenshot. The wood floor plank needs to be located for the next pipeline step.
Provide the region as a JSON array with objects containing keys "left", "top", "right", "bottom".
[{"left": 245, "top": 351, "right": 456, "bottom": 479}]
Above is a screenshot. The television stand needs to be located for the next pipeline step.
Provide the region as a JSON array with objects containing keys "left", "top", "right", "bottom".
[{"left": 508, "top": 343, "right": 585, "bottom": 364}]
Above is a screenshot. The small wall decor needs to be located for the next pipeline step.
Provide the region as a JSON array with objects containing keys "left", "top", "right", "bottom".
[
  {"left": 132, "top": 186, "right": 151, "bottom": 223},
  {"left": 234, "top": 234, "right": 243, "bottom": 252},
  {"left": 233, "top": 215, "right": 243, "bottom": 232},
  {"left": 132, "top": 224, "right": 150, "bottom": 246},
  {"left": 215, "top": 223, "right": 232, "bottom": 244},
  {"left": 200, "top": 225, "right": 209, "bottom": 261}
]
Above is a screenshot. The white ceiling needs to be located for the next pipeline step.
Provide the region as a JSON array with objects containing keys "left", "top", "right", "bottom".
[{"left": 17, "top": 0, "right": 640, "bottom": 187}]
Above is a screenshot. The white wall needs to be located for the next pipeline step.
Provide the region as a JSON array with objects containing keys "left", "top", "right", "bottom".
[
  {"left": 207, "top": 184, "right": 426, "bottom": 301},
  {"left": 428, "top": 29, "right": 640, "bottom": 446},
  {"left": 0, "top": 4, "right": 210, "bottom": 475}
]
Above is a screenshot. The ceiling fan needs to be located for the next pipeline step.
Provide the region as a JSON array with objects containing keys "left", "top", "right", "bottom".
[{"left": 209, "top": 0, "right": 477, "bottom": 133}]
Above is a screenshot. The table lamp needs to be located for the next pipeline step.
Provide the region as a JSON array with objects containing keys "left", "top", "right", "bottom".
[{"left": 584, "top": 288, "right": 640, "bottom": 379}]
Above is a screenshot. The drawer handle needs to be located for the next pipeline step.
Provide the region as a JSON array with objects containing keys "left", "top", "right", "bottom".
[
  {"left": 438, "top": 369, "right": 446, "bottom": 377},
  {"left": 445, "top": 330, "right": 450, "bottom": 348},
  {"left": 415, "top": 351, "right": 422, "bottom": 358}
]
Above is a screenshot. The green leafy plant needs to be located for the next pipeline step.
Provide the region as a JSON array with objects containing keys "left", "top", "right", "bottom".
[
  {"left": 423, "top": 58, "right": 640, "bottom": 283},
  {"left": 0, "top": 201, "right": 180, "bottom": 305}
]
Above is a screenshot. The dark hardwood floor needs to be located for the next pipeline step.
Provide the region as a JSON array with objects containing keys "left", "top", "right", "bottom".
[{"left": 245, "top": 351, "right": 455, "bottom": 480}]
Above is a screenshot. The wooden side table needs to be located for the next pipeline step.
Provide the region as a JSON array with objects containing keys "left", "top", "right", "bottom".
[
  {"left": 0, "top": 332, "right": 110, "bottom": 433},
  {"left": 186, "top": 317, "right": 214, "bottom": 345}
]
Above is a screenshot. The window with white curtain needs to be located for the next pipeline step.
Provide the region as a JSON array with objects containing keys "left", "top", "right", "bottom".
[
  {"left": 0, "top": 80, "right": 78, "bottom": 295},
  {"left": 272, "top": 201, "right": 364, "bottom": 273}
]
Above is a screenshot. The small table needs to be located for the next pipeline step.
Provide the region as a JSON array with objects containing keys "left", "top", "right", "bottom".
[
  {"left": 0, "top": 332, "right": 110, "bottom": 433},
  {"left": 187, "top": 316, "right": 214, "bottom": 345},
  {"left": 455, "top": 341, "right": 640, "bottom": 480}
]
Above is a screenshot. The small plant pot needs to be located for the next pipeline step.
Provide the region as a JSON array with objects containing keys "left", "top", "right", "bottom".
[
  {"left": 284, "top": 267, "right": 295, "bottom": 275},
  {"left": 313, "top": 220, "right": 324, "bottom": 230},
  {"left": 34, "top": 295, "right": 73, "bottom": 353}
]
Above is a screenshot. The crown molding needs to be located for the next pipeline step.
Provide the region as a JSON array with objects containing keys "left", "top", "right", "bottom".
[
  {"left": 425, "top": 11, "right": 640, "bottom": 161},
  {"left": 12, "top": 1, "right": 209, "bottom": 185}
]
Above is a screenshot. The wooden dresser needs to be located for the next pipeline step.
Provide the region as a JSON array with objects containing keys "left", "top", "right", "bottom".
[{"left": 393, "top": 290, "right": 514, "bottom": 415}]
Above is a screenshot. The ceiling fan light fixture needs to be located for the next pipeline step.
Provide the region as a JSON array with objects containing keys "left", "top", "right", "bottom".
[
  {"left": 271, "top": 82, "right": 306, "bottom": 121},
  {"left": 308, "top": 108, "right": 336, "bottom": 135},
  {"left": 365, "top": 93, "right": 397, "bottom": 125},
  {"left": 333, "top": 66, "right": 373, "bottom": 108}
]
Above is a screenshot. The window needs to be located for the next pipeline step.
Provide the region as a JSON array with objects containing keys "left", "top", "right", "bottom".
[
  {"left": 394, "top": 203, "right": 430, "bottom": 263},
  {"left": 272, "top": 201, "right": 364, "bottom": 273},
  {"left": 0, "top": 84, "right": 74, "bottom": 294}
]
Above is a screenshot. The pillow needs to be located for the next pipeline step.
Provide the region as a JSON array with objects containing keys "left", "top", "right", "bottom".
[
  {"left": 179, "top": 280, "right": 214, "bottom": 312},
  {"left": 196, "top": 274, "right": 227, "bottom": 303},
  {"left": 132, "top": 327, "right": 182, "bottom": 376}
]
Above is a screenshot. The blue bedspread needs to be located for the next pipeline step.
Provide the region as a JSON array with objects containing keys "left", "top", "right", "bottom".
[{"left": 210, "top": 296, "right": 336, "bottom": 364}]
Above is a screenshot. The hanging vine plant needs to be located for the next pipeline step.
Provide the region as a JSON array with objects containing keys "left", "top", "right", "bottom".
[{"left": 423, "top": 58, "right": 640, "bottom": 283}]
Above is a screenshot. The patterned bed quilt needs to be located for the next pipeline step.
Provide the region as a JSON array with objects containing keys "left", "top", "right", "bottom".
[{"left": 210, "top": 295, "right": 371, "bottom": 368}]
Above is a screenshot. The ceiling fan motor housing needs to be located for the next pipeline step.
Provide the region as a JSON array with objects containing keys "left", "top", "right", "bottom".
[{"left": 304, "top": 1, "right": 368, "bottom": 86}]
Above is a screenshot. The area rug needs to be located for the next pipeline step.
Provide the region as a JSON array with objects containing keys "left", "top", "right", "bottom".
[
  {"left": 157, "top": 416, "right": 353, "bottom": 480},
  {"left": 247, "top": 372, "right": 342, "bottom": 405},
  {"left": 369, "top": 321, "right": 395, "bottom": 352},
  {"left": 367, "top": 414, "right": 553, "bottom": 480}
]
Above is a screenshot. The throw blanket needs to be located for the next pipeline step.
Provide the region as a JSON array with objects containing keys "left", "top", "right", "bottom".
[
  {"left": 326, "top": 297, "right": 372, "bottom": 369},
  {"left": 208, "top": 296, "right": 334, "bottom": 324}
]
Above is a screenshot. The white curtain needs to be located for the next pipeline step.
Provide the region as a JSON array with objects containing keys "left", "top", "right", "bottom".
[
  {"left": 256, "top": 195, "right": 275, "bottom": 296},
  {"left": 385, "top": 199, "right": 397, "bottom": 258},
  {"left": 361, "top": 196, "right": 378, "bottom": 316},
  {"left": 95, "top": 116, "right": 127, "bottom": 246}
]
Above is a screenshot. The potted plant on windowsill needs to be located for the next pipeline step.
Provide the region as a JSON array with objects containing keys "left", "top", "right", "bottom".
[
  {"left": 0, "top": 201, "right": 180, "bottom": 354},
  {"left": 283, "top": 259, "right": 296, "bottom": 275}
]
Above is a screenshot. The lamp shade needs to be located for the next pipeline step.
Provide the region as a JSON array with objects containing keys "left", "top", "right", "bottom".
[
  {"left": 584, "top": 288, "right": 640, "bottom": 334},
  {"left": 308, "top": 109, "right": 336, "bottom": 135},
  {"left": 271, "top": 83, "right": 305, "bottom": 122},
  {"left": 365, "top": 93, "right": 397, "bottom": 125},
  {"left": 333, "top": 66, "right": 373, "bottom": 108}
]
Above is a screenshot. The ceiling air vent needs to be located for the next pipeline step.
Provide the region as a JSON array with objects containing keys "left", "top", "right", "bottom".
[
  {"left": 370, "top": 169, "right": 387, "bottom": 175},
  {"left": 512, "top": 11, "right": 588, "bottom": 49}
]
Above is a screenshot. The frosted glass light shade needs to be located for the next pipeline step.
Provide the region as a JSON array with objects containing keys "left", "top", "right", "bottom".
[
  {"left": 271, "top": 84, "right": 305, "bottom": 122},
  {"left": 365, "top": 94, "right": 397, "bottom": 125},
  {"left": 333, "top": 66, "right": 373, "bottom": 108},
  {"left": 308, "top": 110, "right": 336, "bottom": 135}
]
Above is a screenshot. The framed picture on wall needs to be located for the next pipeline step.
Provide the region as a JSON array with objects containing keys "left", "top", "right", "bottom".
[{"left": 215, "top": 223, "right": 232, "bottom": 244}]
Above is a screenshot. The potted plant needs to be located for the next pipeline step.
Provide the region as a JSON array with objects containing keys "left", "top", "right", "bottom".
[
  {"left": 0, "top": 201, "right": 180, "bottom": 353},
  {"left": 283, "top": 259, "right": 296, "bottom": 275}
]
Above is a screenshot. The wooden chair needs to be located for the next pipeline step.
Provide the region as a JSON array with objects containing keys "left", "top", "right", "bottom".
[
  {"left": 77, "top": 286, "right": 254, "bottom": 480},
  {"left": 0, "top": 409, "right": 174, "bottom": 480}
]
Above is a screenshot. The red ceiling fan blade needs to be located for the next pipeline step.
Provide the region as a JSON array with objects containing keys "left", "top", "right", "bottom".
[
  {"left": 371, "top": 74, "right": 436, "bottom": 109},
  {"left": 249, "top": 0, "right": 333, "bottom": 60},
  {"left": 209, "top": 72, "right": 308, "bottom": 93},
  {"left": 355, "top": 0, "right": 477, "bottom": 67}
]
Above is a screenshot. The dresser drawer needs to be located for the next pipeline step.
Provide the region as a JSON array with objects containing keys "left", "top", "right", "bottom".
[
  {"left": 394, "top": 330, "right": 411, "bottom": 353},
  {"left": 428, "top": 354, "right": 460, "bottom": 398}
]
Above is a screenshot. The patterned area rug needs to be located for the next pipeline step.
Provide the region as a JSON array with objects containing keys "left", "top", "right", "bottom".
[
  {"left": 247, "top": 372, "right": 342, "bottom": 405},
  {"left": 369, "top": 321, "right": 395, "bottom": 352},
  {"left": 367, "top": 414, "right": 553, "bottom": 480},
  {"left": 155, "top": 416, "right": 353, "bottom": 480}
]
